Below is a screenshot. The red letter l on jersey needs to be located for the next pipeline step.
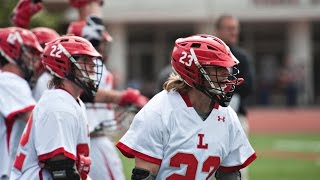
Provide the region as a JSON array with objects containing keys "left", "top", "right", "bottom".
[{"left": 197, "top": 134, "right": 208, "bottom": 149}]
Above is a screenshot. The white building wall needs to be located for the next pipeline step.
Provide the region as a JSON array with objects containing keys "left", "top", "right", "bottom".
[
  {"left": 101, "top": 0, "right": 320, "bottom": 22},
  {"left": 287, "top": 21, "right": 313, "bottom": 105},
  {"left": 55, "top": 0, "right": 319, "bottom": 104},
  {"left": 107, "top": 23, "right": 128, "bottom": 89}
]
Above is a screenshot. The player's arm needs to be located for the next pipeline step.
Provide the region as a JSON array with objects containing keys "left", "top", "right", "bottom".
[
  {"left": 97, "top": 88, "right": 148, "bottom": 108},
  {"left": 215, "top": 169, "right": 241, "bottom": 180},
  {"left": 132, "top": 157, "right": 159, "bottom": 180},
  {"left": 93, "top": 88, "right": 123, "bottom": 103},
  {"left": 36, "top": 112, "right": 91, "bottom": 180},
  {"left": 81, "top": 88, "right": 148, "bottom": 108},
  {"left": 11, "top": 0, "right": 43, "bottom": 28},
  {"left": 41, "top": 154, "right": 80, "bottom": 180}
]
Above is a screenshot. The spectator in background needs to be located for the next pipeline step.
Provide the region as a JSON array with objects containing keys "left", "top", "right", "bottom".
[
  {"left": 279, "top": 56, "right": 299, "bottom": 107},
  {"left": 258, "top": 55, "right": 278, "bottom": 105},
  {"left": 215, "top": 14, "right": 255, "bottom": 180}
]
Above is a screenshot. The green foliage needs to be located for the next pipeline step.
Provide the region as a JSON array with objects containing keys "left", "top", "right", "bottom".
[
  {"left": 0, "top": 0, "right": 19, "bottom": 27},
  {"left": 0, "top": 0, "right": 61, "bottom": 29},
  {"left": 29, "top": 10, "right": 62, "bottom": 30}
]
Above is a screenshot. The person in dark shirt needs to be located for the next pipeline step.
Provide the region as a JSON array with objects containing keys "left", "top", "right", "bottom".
[{"left": 215, "top": 14, "right": 255, "bottom": 180}]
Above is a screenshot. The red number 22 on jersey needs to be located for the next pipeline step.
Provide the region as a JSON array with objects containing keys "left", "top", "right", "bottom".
[{"left": 167, "top": 152, "right": 220, "bottom": 180}]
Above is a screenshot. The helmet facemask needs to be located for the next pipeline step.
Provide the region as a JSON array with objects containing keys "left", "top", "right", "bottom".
[
  {"left": 190, "top": 47, "right": 241, "bottom": 107},
  {"left": 196, "top": 65, "right": 240, "bottom": 107},
  {"left": 57, "top": 43, "right": 103, "bottom": 96},
  {"left": 68, "top": 55, "right": 103, "bottom": 96},
  {"left": 18, "top": 45, "right": 40, "bottom": 84}
]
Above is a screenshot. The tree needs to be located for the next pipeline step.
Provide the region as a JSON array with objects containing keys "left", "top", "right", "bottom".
[{"left": 0, "top": 0, "right": 62, "bottom": 30}]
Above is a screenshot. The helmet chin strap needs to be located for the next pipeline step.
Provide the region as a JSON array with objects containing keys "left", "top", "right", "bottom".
[
  {"left": 72, "top": 74, "right": 95, "bottom": 96},
  {"left": 195, "top": 84, "right": 229, "bottom": 107}
]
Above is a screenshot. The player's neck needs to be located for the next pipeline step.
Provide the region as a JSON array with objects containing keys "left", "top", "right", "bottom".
[
  {"left": 61, "top": 80, "right": 83, "bottom": 100},
  {"left": 188, "top": 89, "right": 212, "bottom": 114},
  {"left": 2, "top": 64, "right": 24, "bottom": 78}
]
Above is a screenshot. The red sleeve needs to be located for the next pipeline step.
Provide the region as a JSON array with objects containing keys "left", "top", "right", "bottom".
[
  {"left": 116, "top": 142, "right": 162, "bottom": 165},
  {"left": 219, "top": 153, "right": 257, "bottom": 172},
  {"left": 6, "top": 105, "right": 34, "bottom": 122},
  {"left": 38, "top": 147, "right": 76, "bottom": 161}
]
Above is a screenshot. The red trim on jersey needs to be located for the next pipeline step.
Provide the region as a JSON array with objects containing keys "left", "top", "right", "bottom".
[
  {"left": 116, "top": 142, "right": 162, "bottom": 165},
  {"left": 6, "top": 105, "right": 35, "bottom": 122},
  {"left": 39, "top": 168, "right": 43, "bottom": 180},
  {"left": 38, "top": 147, "right": 76, "bottom": 161},
  {"left": 5, "top": 105, "right": 34, "bottom": 150},
  {"left": 179, "top": 92, "right": 192, "bottom": 107},
  {"left": 179, "top": 92, "right": 219, "bottom": 109},
  {"left": 219, "top": 153, "right": 257, "bottom": 172},
  {"left": 213, "top": 102, "right": 219, "bottom": 109},
  {"left": 105, "top": 72, "right": 114, "bottom": 89},
  {"left": 5, "top": 119, "right": 14, "bottom": 151}
]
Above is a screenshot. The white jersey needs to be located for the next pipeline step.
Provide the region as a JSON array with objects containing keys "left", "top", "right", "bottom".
[
  {"left": 10, "top": 89, "right": 90, "bottom": 180},
  {"left": 32, "top": 65, "right": 115, "bottom": 132},
  {"left": 86, "top": 64, "right": 115, "bottom": 133},
  {"left": 0, "top": 72, "right": 35, "bottom": 179},
  {"left": 89, "top": 137, "right": 125, "bottom": 180},
  {"left": 86, "top": 64, "right": 125, "bottom": 179},
  {"left": 117, "top": 90, "right": 256, "bottom": 180},
  {"left": 32, "top": 72, "right": 52, "bottom": 101}
]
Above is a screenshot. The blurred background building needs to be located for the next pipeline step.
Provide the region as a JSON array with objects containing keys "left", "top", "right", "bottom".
[{"left": 35, "top": 0, "right": 320, "bottom": 106}]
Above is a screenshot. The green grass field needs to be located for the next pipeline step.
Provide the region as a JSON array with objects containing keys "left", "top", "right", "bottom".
[
  {"left": 118, "top": 133, "right": 320, "bottom": 179},
  {"left": 249, "top": 133, "right": 320, "bottom": 180}
]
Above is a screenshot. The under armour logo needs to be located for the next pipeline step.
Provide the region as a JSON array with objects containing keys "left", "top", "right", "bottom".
[{"left": 217, "top": 116, "right": 225, "bottom": 122}]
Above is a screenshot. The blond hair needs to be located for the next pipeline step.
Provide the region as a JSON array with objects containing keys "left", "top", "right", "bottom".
[{"left": 163, "top": 72, "right": 191, "bottom": 93}]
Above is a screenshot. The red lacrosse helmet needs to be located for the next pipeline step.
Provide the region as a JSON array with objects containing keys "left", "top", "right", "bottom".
[
  {"left": 0, "top": 27, "right": 43, "bottom": 82},
  {"left": 67, "top": 20, "right": 112, "bottom": 43},
  {"left": 31, "top": 27, "right": 60, "bottom": 79},
  {"left": 31, "top": 27, "right": 60, "bottom": 46},
  {"left": 67, "top": 17, "right": 112, "bottom": 62},
  {"left": 42, "top": 35, "right": 103, "bottom": 96},
  {"left": 171, "top": 34, "right": 242, "bottom": 107}
]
